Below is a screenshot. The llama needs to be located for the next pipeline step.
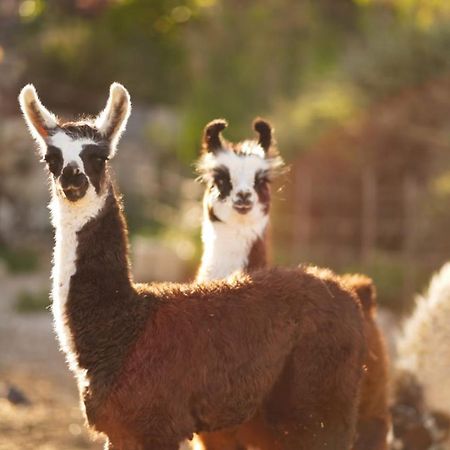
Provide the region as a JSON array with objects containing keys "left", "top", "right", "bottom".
[
  {"left": 19, "top": 82, "right": 367, "bottom": 450},
  {"left": 196, "top": 118, "right": 282, "bottom": 282},
  {"left": 391, "top": 263, "right": 450, "bottom": 449},
  {"left": 195, "top": 119, "right": 390, "bottom": 450}
]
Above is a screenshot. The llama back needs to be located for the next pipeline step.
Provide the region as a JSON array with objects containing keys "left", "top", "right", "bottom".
[{"left": 396, "top": 262, "right": 450, "bottom": 415}]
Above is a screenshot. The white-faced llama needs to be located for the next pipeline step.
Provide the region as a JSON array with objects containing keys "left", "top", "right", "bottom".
[
  {"left": 20, "top": 83, "right": 367, "bottom": 450},
  {"left": 195, "top": 119, "right": 390, "bottom": 450}
]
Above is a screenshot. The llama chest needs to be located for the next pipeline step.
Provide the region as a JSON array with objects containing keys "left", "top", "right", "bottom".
[
  {"left": 50, "top": 189, "right": 107, "bottom": 379},
  {"left": 198, "top": 219, "right": 267, "bottom": 282}
]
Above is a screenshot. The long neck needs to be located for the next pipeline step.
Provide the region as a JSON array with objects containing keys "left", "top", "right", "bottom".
[
  {"left": 51, "top": 184, "right": 142, "bottom": 406},
  {"left": 197, "top": 211, "right": 269, "bottom": 282}
]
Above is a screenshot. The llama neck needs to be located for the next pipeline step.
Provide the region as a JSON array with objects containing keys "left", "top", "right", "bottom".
[
  {"left": 50, "top": 185, "right": 134, "bottom": 388},
  {"left": 197, "top": 213, "right": 269, "bottom": 282}
]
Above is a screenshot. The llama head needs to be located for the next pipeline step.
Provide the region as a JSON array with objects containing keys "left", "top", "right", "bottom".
[
  {"left": 197, "top": 118, "right": 284, "bottom": 226},
  {"left": 19, "top": 83, "right": 131, "bottom": 202}
]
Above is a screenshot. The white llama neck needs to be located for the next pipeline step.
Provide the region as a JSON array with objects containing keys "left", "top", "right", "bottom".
[
  {"left": 197, "top": 213, "right": 268, "bottom": 282},
  {"left": 50, "top": 185, "right": 107, "bottom": 378}
]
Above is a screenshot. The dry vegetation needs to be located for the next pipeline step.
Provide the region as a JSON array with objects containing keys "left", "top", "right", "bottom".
[{"left": 0, "top": 274, "right": 102, "bottom": 450}]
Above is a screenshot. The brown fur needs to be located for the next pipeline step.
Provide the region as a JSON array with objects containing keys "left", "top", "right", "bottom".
[
  {"left": 253, "top": 118, "right": 272, "bottom": 153},
  {"left": 341, "top": 274, "right": 390, "bottom": 450},
  {"left": 246, "top": 235, "right": 268, "bottom": 271},
  {"left": 198, "top": 218, "right": 388, "bottom": 449},
  {"left": 199, "top": 278, "right": 389, "bottom": 450},
  {"left": 63, "top": 186, "right": 367, "bottom": 450},
  {"left": 202, "top": 119, "right": 228, "bottom": 153},
  {"left": 22, "top": 86, "right": 368, "bottom": 450},
  {"left": 198, "top": 271, "right": 388, "bottom": 450}
]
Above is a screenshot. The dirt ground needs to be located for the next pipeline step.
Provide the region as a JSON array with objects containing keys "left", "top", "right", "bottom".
[{"left": 0, "top": 273, "right": 103, "bottom": 450}]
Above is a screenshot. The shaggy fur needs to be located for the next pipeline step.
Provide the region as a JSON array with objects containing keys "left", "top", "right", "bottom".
[
  {"left": 392, "top": 263, "right": 450, "bottom": 449},
  {"left": 20, "top": 83, "right": 368, "bottom": 450},
  {"left": 341, "top": 275, "right": 390, "bottom": 450}
]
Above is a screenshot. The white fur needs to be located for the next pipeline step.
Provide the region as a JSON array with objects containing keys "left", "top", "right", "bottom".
[
  {"left": 396, "top": 263, "right": 450, "bottom": 416},
  {"left": 50, "top": 184, "right": 107, "bottom": 388},
  {"left": 197, "top": 211, "right": 268, "bottom": 282},
  {"left": 196, "top": 145, "right": 272, "bottom": 282}
]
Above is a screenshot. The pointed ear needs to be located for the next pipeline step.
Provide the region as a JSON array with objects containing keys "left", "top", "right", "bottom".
[
  {"left": 18, "top": 84, "right": 58, "bottom": 152},
  {"left": 95, "top": 82, "right": 131, "bottom": 156},
  {"left": 202, "top": 119, "right": 228, "bottom": 153},
  {"left": 253, "top": 118, "right": 273, "bottom": 153}
]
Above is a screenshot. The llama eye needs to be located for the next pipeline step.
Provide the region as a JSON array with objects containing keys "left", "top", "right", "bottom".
[
  {"left": 89, "top": 154, "right": 108, "bottom": 170},
  {"left": 255, "top": 176, "right": 269, "bottom": 186},
  {"left": 44, "top": 154, "right": 59, "bottom": 169},
  {"left": 212, "top": 168, "right": 232, "bottom": 199}
]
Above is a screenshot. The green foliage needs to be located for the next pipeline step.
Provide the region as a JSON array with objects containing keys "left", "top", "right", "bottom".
[{"left": 15, "top": 290, "right": 50, "bottom": 313}]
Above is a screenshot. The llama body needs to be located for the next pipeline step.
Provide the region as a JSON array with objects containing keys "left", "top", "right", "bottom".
[
  {"left": 20, "top": 83, "right": 367, "bottom": 450},
  {"left": 195, "top": 119, "right": 390, "bottom": 450},
  {"left": 392, "top": 263, "right": 450, "bottom": 449}
]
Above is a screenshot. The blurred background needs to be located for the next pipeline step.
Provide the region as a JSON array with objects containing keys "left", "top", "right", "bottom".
[{"left": 1, "top": 0, "right": 450, "bottom": 448}]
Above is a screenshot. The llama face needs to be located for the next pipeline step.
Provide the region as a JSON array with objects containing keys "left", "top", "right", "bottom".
[
  {"left": 197, "top": 119, "right": 283, "bottom": 225},
  {"left": 19, "top": 83, "right": 130, "bottom": 202}
]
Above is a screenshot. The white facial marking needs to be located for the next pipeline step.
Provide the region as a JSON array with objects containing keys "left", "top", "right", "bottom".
[
  {"left": 396, "top": 262, "right": 450, "bottom": 416},
  {"left": 50, "top": 131, "right": 97, "bottom": 173}
]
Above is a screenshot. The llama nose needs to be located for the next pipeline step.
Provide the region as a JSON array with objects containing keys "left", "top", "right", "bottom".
[
  {"left": 235, "top": 191, "right": 252, "bottom": 204},
  {"left": 61, "top": 163, "right": 85, "bottom": 189},
  {"left": 62, "top": 163, "right": 81, "bottom": 177}
]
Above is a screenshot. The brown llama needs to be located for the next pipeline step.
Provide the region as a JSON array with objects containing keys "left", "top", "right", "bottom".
[
  {"left": 19, "top": 82, "right": 367, "bottom": 450},
  {"left": 193, "top": 119, "right": 390, "bottom": 450}
]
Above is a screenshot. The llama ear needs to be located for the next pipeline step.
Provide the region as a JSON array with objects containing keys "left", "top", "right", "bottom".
[
  {"left": 202, "top": 119, "right": 228, "bottom": 153},
  {"left": 95, "top": 82, "right": 131, "bottom": 156},
  {"left": 18, "top": 84, "right": 58, "bottom": 152},
  {"left": 253, "top": 118, "right": 272, "bottom": 153}
]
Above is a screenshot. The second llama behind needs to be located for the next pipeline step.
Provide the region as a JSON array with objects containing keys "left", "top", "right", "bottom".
[{"left": 195, "top": 118, "right": 390, "bottom": 450}]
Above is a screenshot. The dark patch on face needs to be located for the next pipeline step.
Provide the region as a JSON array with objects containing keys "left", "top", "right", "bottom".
[
  {"left": 80, "top": 144, "right": 109, "bottom": 193},
  {"left": 44, "top": 145, "right": 64, "bottom": 177},
  {"left": 208, "top": 204, "right": 222, "bottom": 222},
  {"left": 254, "top": 169, "right": 271, "bottom": 214},
  {"left": 212, "top": 165, "right": 232, "bottom": 200}
]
